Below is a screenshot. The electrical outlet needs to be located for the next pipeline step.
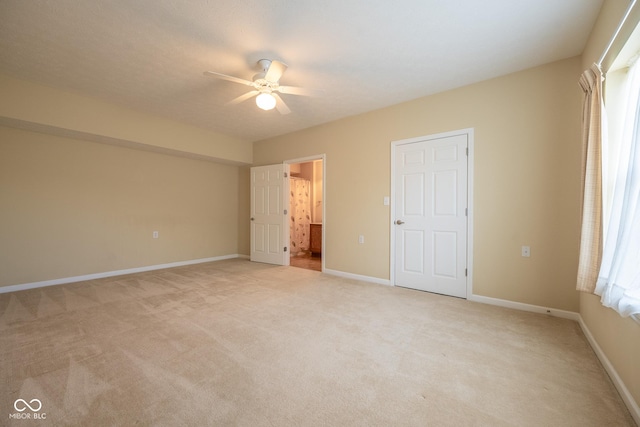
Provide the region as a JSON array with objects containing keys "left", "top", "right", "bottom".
[
  {"left": 358, "top": 235, "right": 364, "bottom": 244},
  {"left": 153, "top": 231, "right": 159, "bottom": 239},
  {"left": 521, "top": 245, "right": 530, "bottom": 257}
]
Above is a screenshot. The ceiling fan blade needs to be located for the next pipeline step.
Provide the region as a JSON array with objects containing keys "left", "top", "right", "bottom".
[
  {"left": 264, "top": 60, "right": 288, "bottom": 82},
  {"left": 203, "top": 70, "right": 253, "bottom": 86},
  {"left": 277, "top": 86, "right": 325, "bottom": 97},
  {"left": 227, "top": 90, "right": 260, "bottom": 105},
  {"left": 272, "top": 93, "right": 291, "bottom": 115}
]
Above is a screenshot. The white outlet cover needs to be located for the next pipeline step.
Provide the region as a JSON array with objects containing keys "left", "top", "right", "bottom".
[{"left": 383, "top": 196, "right": 390, "bottom": 206}]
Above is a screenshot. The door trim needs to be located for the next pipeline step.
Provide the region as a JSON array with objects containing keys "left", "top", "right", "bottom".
[
  {"left": 390, "top": 128, "right": 474, "bottom": 297},
  {"left": 284, "top": 154, "right": 327, "bottom": 273}
]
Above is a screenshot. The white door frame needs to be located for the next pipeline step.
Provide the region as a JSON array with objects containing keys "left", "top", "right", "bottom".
[
  {"left": 390, "top": 128, "right": 474, "bottom": 297},
  {"left": 284, "top": 154, "right": 327, "bottom": 272}
]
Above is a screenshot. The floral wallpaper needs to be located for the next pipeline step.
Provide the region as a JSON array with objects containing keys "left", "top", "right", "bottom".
[{"left": 289, "top": 178, "right": 311, "bottom": 254}]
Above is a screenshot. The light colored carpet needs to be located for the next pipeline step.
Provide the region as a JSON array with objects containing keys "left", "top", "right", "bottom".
[{"left": 0, "top": 259, "right": 635, "bottom": 426}]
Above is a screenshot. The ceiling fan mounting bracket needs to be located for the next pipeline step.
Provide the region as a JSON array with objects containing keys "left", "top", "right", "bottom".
[{"left": 257, "top": 59, "right": 272, "bottom": 73}]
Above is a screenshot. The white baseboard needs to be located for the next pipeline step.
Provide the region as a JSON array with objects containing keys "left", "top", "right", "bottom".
[
  {"left": 578, "top": 316, "right": 640, "bottom": 425},
  {"left": 323, "top": 268, "right": 392, "bottom": 286},
  {"left": 468, "top": 294, "right": 581, "bottom": 321},
  {"left": 0, "top": 254, "right": 244, "bottom": 294}
]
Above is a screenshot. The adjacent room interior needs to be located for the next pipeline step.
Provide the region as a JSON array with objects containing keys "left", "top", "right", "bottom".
[
  {"left": 288, "top": 160, "right": 323, "bottom": 272},
  {"left": 1, "top": 1, "right": 639, "bottom": 425}
]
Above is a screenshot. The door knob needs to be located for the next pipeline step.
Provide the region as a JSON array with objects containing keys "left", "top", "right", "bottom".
[
  {"left": 395, "top": 220, "right": 404, "bottom": 225},
  {"left": 250, "top": 217, "right": 255, "bottom": 221}
]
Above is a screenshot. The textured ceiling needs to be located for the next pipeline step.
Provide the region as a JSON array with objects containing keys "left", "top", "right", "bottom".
[{"left": 0, "top": 0, "right": 603, "bottom": 142}]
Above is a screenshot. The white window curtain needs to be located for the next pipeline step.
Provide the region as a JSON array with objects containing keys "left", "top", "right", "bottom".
[
  {"left": 576, "top": 64, "right": 604, "bottom": 293},
  {"left": 595, "top": 57, "right": 640, "bottom": 317}
]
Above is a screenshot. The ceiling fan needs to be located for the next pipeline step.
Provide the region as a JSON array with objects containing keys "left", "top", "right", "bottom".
[{"left": 204, "top": 59, "right": 322, "bottom": 114}]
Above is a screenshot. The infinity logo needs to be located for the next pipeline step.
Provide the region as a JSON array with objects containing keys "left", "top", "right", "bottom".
[{"left": 14, "top": 399, "right": 42, "bottom": 412}]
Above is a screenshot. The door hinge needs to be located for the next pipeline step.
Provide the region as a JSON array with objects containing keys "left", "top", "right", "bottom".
[
  {"left": 465, "top": 268, "right": 468, "bottom": 277},
  {"left": 466, "top": 147, "right": 469, "bottom": 156},
  {"left": 284, "top": 247, "right": 288, "bottom": 252},
  {"left": 284, "top": 172, "right": 288, "bottom": 178},
  {"left": 284, "top": 209, "right": 288, "bottom": 215},
  {"left": 465, "top": 208, "right": 468, "bottom": 216}
]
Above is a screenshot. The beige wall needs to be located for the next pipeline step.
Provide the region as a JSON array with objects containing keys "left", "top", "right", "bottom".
[
  {"left": 254, "top": 56, "right": 582, "bottom": 312},
  {"left": 0, "top": 74, "right": 253, "bottom": 165},
  {"left": 579, "top": 0, "right": 640, "bottom": 409},
  {"left": 294, "top": 161, "right": 323, "bottom": 223},
  {"left": 313, "top": 160, "right": 323, "bottom": 223},
  {"left": 0, "top": 71, "right": 253, "bottom": 288},
  {"left": 0, "top": 126, "right": 242, "bottom": 287}
]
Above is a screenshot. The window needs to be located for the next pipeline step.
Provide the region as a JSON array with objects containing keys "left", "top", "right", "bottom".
[{"left": 597, "top": 41, "right": 640, "bottom": 320}]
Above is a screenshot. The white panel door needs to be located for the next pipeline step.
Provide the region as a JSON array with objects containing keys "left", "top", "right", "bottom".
[
  {"left": 251, "top": 164, "right": 288, "bottom": 265},
  {"left": 394, "top": 133, "right": 468, "bottom": 298}
]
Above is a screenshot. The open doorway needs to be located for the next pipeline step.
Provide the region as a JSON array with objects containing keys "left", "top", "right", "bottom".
[{"left": 287, "top": 158, "right": 323, "bottom": 272}]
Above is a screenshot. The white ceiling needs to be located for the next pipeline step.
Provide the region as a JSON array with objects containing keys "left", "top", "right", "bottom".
[{"left": 0, "top": 0, "right": 603, "bottom": 142}]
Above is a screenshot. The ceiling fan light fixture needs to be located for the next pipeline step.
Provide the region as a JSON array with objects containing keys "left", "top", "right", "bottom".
[{"left": 256, "top": 92, "right": 276, "bottom": 111}]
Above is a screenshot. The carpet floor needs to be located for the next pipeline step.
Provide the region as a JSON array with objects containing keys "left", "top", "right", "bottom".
[{"left": 0, "top": 259, "right": 635, "bottom": 426}]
